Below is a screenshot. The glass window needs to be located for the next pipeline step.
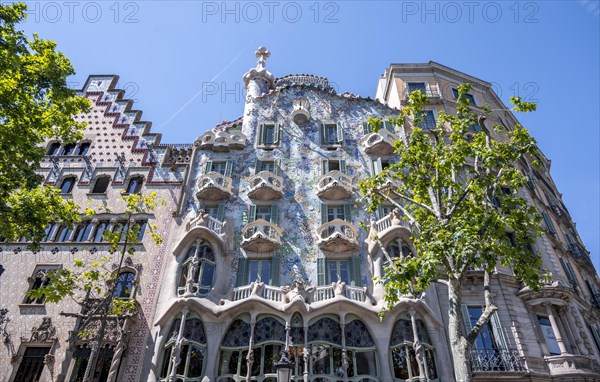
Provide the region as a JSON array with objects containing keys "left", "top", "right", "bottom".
[
  {"left": 210, "top": 162, "right": 228, "bottom": 175},
  {"left": 390, "top": 318, "right": 437, "bottom": 381},
  {"left": 24, "top": 268, "right": 54, "bottom": 304},
  {"left": 13, "top": 347, "right": 51, "bottom": 382},
  {"left": 407, "top": 82, "right": 427, "bottom": 94},
  {"left": 467, "top": 307, "right": 497, "bottom": 350},
  {"left": 76, "top": 142, "right": 91, "bottom": 156},
  {"left": 55, "top": 225, "right": 72, "bottom": 242},
  {"left": 113, "top": 272, "right": 135, "bottom": 298},
  {"left": 70, "top": 345, "right": 114, "bottom": 382},
  {"left": 178, "top": 243, "right": 216, "bottom": 296},
  {"left": 264, "top": 124, "right": 275, "bottom": 145},
  {"left": 43, "top": 223, "right": 56, "bottom": 242},
  {"left": 248, "top": 260, "right": 271, "bottom": 284},
  {"left": 47, "top": 142, "right": 61, "bottom": 156},
  {"left": 452, "top": 88, "right": 476, "bottom": 105},
  {"left": 59, "top": 177, "right": 76, "bottom": 194},
  {"left": 255, "top": 206, "right": 272, "bottom": 222},
  {"left": 126, "top": 176, "right": 143, "bottom": 194},
  {"left": 160, "top": 317, "right": 207, "bottom": 381},
  {"left": 327, "top": 205, "right": 345, "bottom": 222},
  {"left": 60, "top": 143, "right": 76, "bottom": 155},
  {"left": 538, "top": 316, "right": 561, "bottom": 355},
  {"left": 327, "top": 260, "right": 350, "bottom": 284},
  {"left": 258, "top": 160, "right": 275, "bottom": 173},
  {"left": 93, "top": 221, "right": 110, "bottom": 242},
  {"left": 73, "top": 222, "right": 93, "bottom": 242},
  {"left": 418, "top": 110, "right": 436, "bottom": 130},
  {"left": 92, "top": 177, "right": 110, "bottom": 194}
]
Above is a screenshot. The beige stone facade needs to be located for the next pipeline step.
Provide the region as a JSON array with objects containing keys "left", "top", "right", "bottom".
[{"left": 1, "top": 54, "right": 599, "bottom": 382}]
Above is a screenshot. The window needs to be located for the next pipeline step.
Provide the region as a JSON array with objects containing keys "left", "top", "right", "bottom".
[
  {"left": 178, "top": 242, "right": 216, "bottom": 296},
  {"left": 538, "top": 316, "right": 561, "bottom": 355},
  {"left": 322, "top": 159, "right": 347, "bottom": 175},
  {"left": 91, "top": 176, "right": 110, "bottom": 194},
  {"left": 407, "top": 82, "right": 427, "bottom": 93},
  {"left": 247, "top": 204, "right": 278, "bottom": 225},
  {"left": 371, "top": 158, "right": 391, "bottom": 175},
  {"left": 468, "top": 122, "right": 484, "bottom": 132},
  {"left": 73, "top": 222, "right": 93, "bottom": 242},
  {"left": 588, "top": 325, "right": 600, "bottom": 354},
  {"left": 76, "top": 142, "right": 91, "bottom": 156},
  {"left": 13, "top": 347, "right": 51, "bottom": 382},
  {"left": 390, "top": 318, "right": 437, "bottom": 380},
  {"left": 320, "top": 122, "right": 344, "bottom": 146},
  {"left": 257, "top": 123, "right": 281, "bottom": 147},
  {"left": 463, "top": 306, "right": 507, "bottom": 351},
  {"left": 43, "top": 223, "right": 56, "bottom": 241},
  {"left": 541, "top": 211, "right": 556, "bottom": 234},
  {"left": 93, "top": 221, "right": 110, "bottom": 242},
  {"left": 113, "top": 272, "right": 135, "bottom": 298},
  {"left": 70, "top": 344, "right": 114, "bottom": 382},
  {"left": 452, "top": 87, "right": 476, "bottom": 105},
  {"left": 317, "top": 256, "right": 361, "bottom": 287},
  {"left": 256, "top": 159, "right": 280, "bottom": 175},
  {"left": 218, "top": 316, "right": 286, "bottom": 381},
  {"left": 24, "top": 267, "right": 56, "bottom": 304},
  {"left": 204, "top": 160, "right": 233, "bottom": 177},
  {"left": 418, "top": 110, "right": 436, "bottom": 130},
  {"left": 159, "top": 316, "right": 207, "bottom": 381},
  {"left": 55, "top": 225, "right": 72, "bottom": 242},
  {"left": 60, "top": 143, "right": 76, "bottom": 155},
  {"left": 362, "top": 120, "right": 395, "bottom": 134},
  {"left": 585, "top": 280, "right": 600, "bottom": 307},
  {"left": 59, "top": 176, "right": 76, "bottom": 194},
  {"left": 47, "top": 142, "right": 61, "bottom": 156},
  {"left": 134, "top": 220, "right": 147, "bottom": 242},
  {"left": 125, "top": 176, "right": 143, "bottom": 194},
  {"left": 327, "top": 259, "right": 350, "bottom": 284},
  {"left": 385, "top": 240, "right": 412, "bottom": 264},
  {"left": 559, "top": 257, "right": 579, "bottom": 289},
  {"left": 321, "top": 204, "right": 351, "bottom": 223},
  {"left": 248, "top": 259, "right": 271, "bottom": 284}
]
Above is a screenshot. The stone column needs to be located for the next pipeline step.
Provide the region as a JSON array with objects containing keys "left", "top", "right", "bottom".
[
  {"left": 543, "top": 303, "right": 568, "bottom": 355},
  {"left": 303, "top": 322, "right": 309, "bottom": 382},
  {"left": 245, "top": 316, "right": 256, "bottom": 381},
  {"left": 409, "top": 307, "right": 427, "bottom": 382},
  {"left": 169, "top": 306, "right": 189, "bottom": 382},
  {"left": 184, "top": 240, "right": 201, "bottom": 297}
]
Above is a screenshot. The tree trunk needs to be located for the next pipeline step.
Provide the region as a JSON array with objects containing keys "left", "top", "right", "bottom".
[
  {"left": 82, "top": 314, "right": 107, "bottom": 382},
  {"left": 447, "top": 279, "right": 471, "bottom": 382}
]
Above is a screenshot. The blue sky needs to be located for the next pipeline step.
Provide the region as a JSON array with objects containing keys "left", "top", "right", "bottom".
[{"left": 18, "top": 1, "right": 600, "bottom": 270}]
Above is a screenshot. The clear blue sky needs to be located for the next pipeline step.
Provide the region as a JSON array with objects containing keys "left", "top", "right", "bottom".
[{"left": 19, "top": 1, "right": 600, "bottom": 270}]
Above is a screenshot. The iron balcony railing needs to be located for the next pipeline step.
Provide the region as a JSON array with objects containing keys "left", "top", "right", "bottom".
[{"left": 470, "top": 349, "right": 523, "bottom": 372}]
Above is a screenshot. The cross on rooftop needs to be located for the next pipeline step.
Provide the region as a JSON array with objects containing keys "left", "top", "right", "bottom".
[{"left": 255, "top": 46, "right": 270, "bottom": 70}]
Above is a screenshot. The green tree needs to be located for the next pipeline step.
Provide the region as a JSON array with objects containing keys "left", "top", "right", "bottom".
[
  {"left": 28, "top": 193, "right": 164, "bottom": 382},
  {"left": 0, "top": 2, "right": 90, "bottom": 243},
  {"left": 359, "top": 84, "right": 545, "bottom": 381}
]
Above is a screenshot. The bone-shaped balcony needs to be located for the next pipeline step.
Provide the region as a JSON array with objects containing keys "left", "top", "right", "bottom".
[
  {"left": 241, "top": 219, "right": 283, "bottom": 253},
  {"left": 316, "top": 219, "right": 359, "bottom": 252},
  {"left": 247, "top": 171, "right": 284, "bottom": 201},
  {"left": 196, "top": 172, "right": 232, "bottom": 201},
  {"left": 317, "top": 171, "right": 353, "bottom": 200},
  {"left": 361, "top": 128, "right": 398, "bottom": 156}
]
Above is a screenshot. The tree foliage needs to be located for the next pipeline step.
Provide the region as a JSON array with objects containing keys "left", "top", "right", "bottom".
[
  {"left": 0, "top": 2, "right": 90, "bottom": 242},
  {"left": 359, "top": 84, "right": 546, "bottom": 380}
]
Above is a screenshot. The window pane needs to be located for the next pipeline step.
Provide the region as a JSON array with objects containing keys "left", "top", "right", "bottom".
[
  {"left": 76, "top": 143, "right": 91, "bottom": 156},
  {"left": 187, "top": 344, "right": 205, "bottom": 377},
  {"left": 392, "top": 347, "right": 410, "bottom": 379},
  {"left": 199, "top": 264, "right": 214, "bottom": 292},
  {"left": 92, "top": 177, "right": 110, "bottom": 194},
  {"left": 160, "top": 345, "right": 173, "bottom": 378},
  {"left": 256, "top": 206, "right": 271, "bottom": 221},
  {"left": 61, "top": 143, "right": 75, "bottom": 155},
  {"left": 407, "top": 82, "right": 427, "bottom": 93},
  {"left": 60, "top": 178, "right": 75, "bottom": 194},
  {"left": 538, "top": 316, "right": 561, "bottom": 355},
  {"left": 176, "top": 345, "right": 189, "bottom": 376},
  {"left": 211, "top": 162, "right": 227, "bottom": 175},
  {"left": 265, "top": 125, "right": 275, "bottom": 144}
]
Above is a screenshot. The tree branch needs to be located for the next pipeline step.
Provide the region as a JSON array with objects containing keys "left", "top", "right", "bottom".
[{"left": 466, "top": 270, "right": 497, "bottom": 345}]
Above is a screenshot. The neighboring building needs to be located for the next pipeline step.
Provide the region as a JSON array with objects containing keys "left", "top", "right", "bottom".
[
  {"left": 1, "top": 49, "right": 599, "bottom": 382},
  {"left": 0, "top": 76, "right": 191, "bottom": 382}
]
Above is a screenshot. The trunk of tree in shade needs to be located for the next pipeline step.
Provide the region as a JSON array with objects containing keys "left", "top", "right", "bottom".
[{"left": 448, "top": 279, "right": 471, "bottom": 382}]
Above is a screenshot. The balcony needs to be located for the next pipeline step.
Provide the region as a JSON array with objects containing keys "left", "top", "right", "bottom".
[
  {"left": 470, "top": 349, "right": 523, "bottom": 372},
  {"left": 315, "top": 284, "right": 366, "bottom": 303},
  {"left": 361, "top": 128, "right": 398, "bottom": 156},
  {"left": 317, "top": 171, "right": 353, "bottom": 200},
  {"left": 229, "top": 282, "right": 368, "bottom": 305},
  {"left": 545, "top": 354, "right": 600, "bottom": 376},
  {"left": 247, "top": 171, "right": 284, "bottom": 201},
  {"left": 401, "top": 85, "right": 442, "bottom": 104},
  {"left": 185, "top": 212, "right": 226, "bottom": 246},
  {"left": 197, "top": 130, "right": 246, "bottom": 152},
  {"left": 316, "top": 219, "right": 359, "bottom": 252},
  {"left": 196, "top": 172, "right": 232, "bottom": 201},
  {"left": 241, "top": 219, "right": 282, "bottom": 252}
]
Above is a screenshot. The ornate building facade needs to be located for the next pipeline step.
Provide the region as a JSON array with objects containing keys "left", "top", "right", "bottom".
[{"left": 1, "top": 48, "right": 599, "bottom": 382}]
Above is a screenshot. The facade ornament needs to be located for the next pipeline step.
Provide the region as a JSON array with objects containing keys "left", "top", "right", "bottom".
[{"left": 30, "top": 317, "right": 57, "bottom": 343}]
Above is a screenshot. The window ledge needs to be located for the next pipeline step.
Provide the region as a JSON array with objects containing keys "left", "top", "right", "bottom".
[
  {"left": 87, "top": 192, "right": 107, "bottom": 197},
  {"left": 19, "top": 303, "right": 45, "bottom": 307}
]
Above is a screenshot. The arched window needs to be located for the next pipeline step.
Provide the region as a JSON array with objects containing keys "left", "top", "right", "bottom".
[
  {"left": 91, "top": 176, "right": 110, "bottom": 194},
  {"left": 218, "top": 316, "right": 285, "bottom": 381},
  {"left": 308, "top": 317, "right": 343, "bottom": 379},
  {"left": 113, "top": 272, "right": 135, "bottom": 298},
  {"left": 385, "top": 239, "right": 413, "bottom": 263},
  {"left": 60, "top": 143, "right": 76, "bottom": 155},
  {"left": 178, "top": 242, "right": 216, "bottom": 296},
  {"left": 76, "top": 142, "right": 91, "bottom": 155},
  {"left": 126, "top": 176, "right": 143, "bottom": 194},
  {"left": 47, "top": 142, "right": 61, "bottom": 156},
  {"left": 289, "top": 313, "right": 305, "bottom": 381},
  {"left": 73, "top": 222, "right": 93, "bottom": 242},
  {"left": 390, "top": 318, "right": 438, "bottom": 381},
  {"left": 55, "top": 225, "right": 72, "bottom": 242},
  {"left": 59, "top": 176, "right": 76, "bottom": 194},
  {"left": 344, "top": 317, "right": 378, "bottom": 380},
  {"left": 159, "top": 316, "right": 207, "bottom": 381}
]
